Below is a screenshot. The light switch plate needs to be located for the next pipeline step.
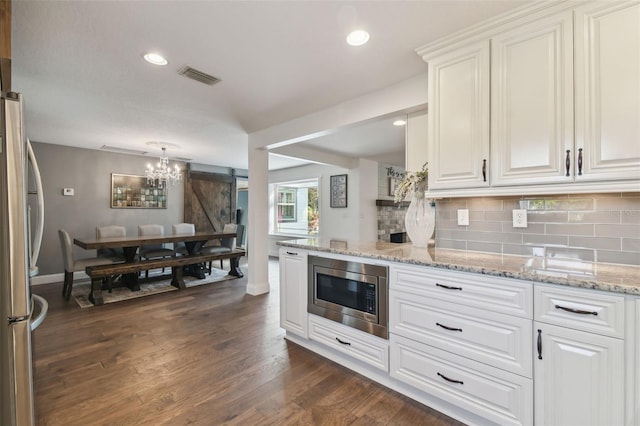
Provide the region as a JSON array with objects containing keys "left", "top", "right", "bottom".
[
  {"left": 63, "top": 188, "right": 74, "bottom": 196},
  {"left": 457, "top": 209, "right": 469, "bottom": 226},
  {"left": 513, "top": 209, "right": 527, "bottom": 228}
]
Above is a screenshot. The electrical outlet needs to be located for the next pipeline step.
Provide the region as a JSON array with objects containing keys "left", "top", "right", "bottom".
[
  {"left": 457, "top": 209, "right": 469, "bottom": 226},
  {"left": 62, "top": 188, "right": 74, "bottom": 196},
  {"left": 513, "top": 209, "right": 527, "bottom": 228}
]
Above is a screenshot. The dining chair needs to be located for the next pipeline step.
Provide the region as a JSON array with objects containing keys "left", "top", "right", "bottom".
[
  {"left": 138, "top": 224, "right": 176, "bottom": 277},
  {"left": 96, "top": 225, "right": 127, "bottom": 261},
  {"left": 200, "top": 223, "right": 237, "bottom": 273},
  {"left": 58, "top": 229, "right": 115, "bottom": 300},
  {"left": 172, "top": 223, "right": 195, "bottom": 256}
]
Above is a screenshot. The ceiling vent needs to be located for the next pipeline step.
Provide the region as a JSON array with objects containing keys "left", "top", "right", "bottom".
[
  {"left": 101, "top": 145, "right": 148, "bottom": 155},
  {"left": 178, "top": 65, "right": 221, "bottom": 86}
]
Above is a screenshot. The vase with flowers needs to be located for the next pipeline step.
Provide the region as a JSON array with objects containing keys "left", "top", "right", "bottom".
[{"left": 394, "top": 163, "right": 434, "bottom": 247}]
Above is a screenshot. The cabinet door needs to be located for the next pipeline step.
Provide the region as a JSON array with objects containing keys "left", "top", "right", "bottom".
[
  {"left": 575, "top": 1, "right": 640, "bottom": 182},
  {"left": 534, "top": 322, "right": 624, "bottom": 426},
  {"left": 279, "top": 248, "right": 308, "bottom": 338},
  {"left": 427, "top": 40, "right": 490, "bottom": 190},
  {"left": 491, "top": 12, "right": 573, "bottom": 186},
  {"left": 405, "top": 110, "right": 428, "bottom": 173}
]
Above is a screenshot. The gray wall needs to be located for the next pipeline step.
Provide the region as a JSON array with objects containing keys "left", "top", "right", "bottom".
[{"left": 31, "top": 142, "right": 183, "bottom": 275}]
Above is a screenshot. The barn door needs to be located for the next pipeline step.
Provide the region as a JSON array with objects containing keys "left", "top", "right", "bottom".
[{"left": 184, "top": 169, "right": 237, "bottom": 233}]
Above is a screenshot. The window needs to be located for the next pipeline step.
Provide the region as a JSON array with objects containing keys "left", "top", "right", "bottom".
[
  {"left": 277, "top": 188, "right": 297, "bottom": 222},
  {"left": 270, "top": 179, "right": 319, "bottom": 236}
]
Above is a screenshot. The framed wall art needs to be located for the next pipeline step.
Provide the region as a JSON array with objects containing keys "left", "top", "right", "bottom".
[
  {"left": 111, "top": 173, "right": 167, "bottom": 209},
  {"left": 330, "top": 174, "right": 348, "bottom": 208},
  {"left": 389, "top": 177, "right": 401, "bottom": 197}
]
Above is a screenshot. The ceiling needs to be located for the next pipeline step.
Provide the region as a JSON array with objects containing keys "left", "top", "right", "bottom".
[{"left": 11, "top": 0, "right": 529, "bottom": 171}]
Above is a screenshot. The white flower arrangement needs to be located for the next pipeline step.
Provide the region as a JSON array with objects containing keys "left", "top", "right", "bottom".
[{"left": 394, "top": 162, "right": 428, "bottom": 204}]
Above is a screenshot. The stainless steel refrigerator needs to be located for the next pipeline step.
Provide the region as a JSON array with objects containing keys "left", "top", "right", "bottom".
[{"left": 1, "top": 91, "right": 48, "bottom": 425}]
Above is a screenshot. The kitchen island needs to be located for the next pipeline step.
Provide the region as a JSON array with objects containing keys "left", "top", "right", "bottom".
[
  {"left": 277, "top": 238, "right": 639, "bottom": 426},
  {"left": 278, "top": 238, "right": 640, "bottom": 295}
]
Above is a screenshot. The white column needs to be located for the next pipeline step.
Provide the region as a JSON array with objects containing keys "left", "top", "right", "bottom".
[{"left": 246, "top": 145, "right": 270, "bottom": 295}]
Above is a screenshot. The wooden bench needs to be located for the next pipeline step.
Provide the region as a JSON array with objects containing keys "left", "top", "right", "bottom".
[{"left": 85, "top": 249, "right": 245, "bottom": 305}]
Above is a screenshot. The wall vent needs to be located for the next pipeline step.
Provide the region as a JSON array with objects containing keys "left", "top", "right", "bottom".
[
  {"left": 178, "top": 65, "right": 221, "bottom": 86},
  {"left": 101, "top": 145, "right": 148, "bottom": 155}
]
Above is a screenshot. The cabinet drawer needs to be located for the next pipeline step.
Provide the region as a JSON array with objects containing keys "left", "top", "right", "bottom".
[
  {"left": 391, "top": 334, "right": 533, "bottom": 426},
  {"left": 390, "top": 290, "right": 532, "bottom": 377},
  {"left": 390, "top": 265, "right": 532, "bottom": 318},
  {"left": 308, "top": 315, "right": 389, "bottom": 372},
  {"left": 534, "top": 284, "right": 625, "bottom": 338}
]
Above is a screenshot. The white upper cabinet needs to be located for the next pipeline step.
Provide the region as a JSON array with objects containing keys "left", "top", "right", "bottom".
[
  {"left": 405, "top": 110, "right": 428, "bottom": 174},
  {"left": 427, "top": 40, "right": 490, "bottom": 190},
  {"left": 574, "top": 1, "right": 640, "bottom": 182},
  {"left": 418, "top": 1, "right": 640, "bottom": 197},
  {"left": 490, "top": 12, "right": 574, "bottom": 186}
]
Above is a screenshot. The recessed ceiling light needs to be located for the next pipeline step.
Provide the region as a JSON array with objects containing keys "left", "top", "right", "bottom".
[
  {"left": 346, "top": 30, "right": 370, "bottom": 46},
  {"left": 143, "top": 52, "right": 168, "bottom": 66},
  {"left": 393, "top": 119, "right": 407, "bottom": 126}
]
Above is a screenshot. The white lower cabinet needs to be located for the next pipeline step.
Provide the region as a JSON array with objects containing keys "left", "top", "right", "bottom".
[
  {"left": 390, "top": 289, "right": 532, "bottom": 377},
  {"left": 279, "top": 251, "right": 638, "bottom": 425},
  {"left": 308, "top": 314, "right": 389, "bottom": 372},
  {"left": 279, "top": 248, "right": 308, "bottom": 338},
  {"left": 533, "top": 283, "right": 626, "bottom": 426},
  {"left": 390, "top": 264, "right": 533, "bottom": 425},
  {"left": 391, "top": 334, "right": 533, "bottom": 426},
  {"left": 533, "top": 322, "right": 624, "bottom": 426}
]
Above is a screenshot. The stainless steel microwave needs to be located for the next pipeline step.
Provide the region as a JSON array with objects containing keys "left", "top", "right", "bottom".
[{"left": 308, "top": 255, "right": 388, "bottom": 339}]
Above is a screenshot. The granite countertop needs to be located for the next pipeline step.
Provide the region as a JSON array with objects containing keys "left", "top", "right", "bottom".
[{"left": 277, "top": 238, "right": 640, "bottom": 295}]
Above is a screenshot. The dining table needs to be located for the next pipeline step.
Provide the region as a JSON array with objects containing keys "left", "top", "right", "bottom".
[{"left": 74, "top": 231, "right": 239, "bottom": 290}]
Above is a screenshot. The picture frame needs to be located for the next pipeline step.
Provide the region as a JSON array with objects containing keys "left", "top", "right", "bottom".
[
  {"left": 389, "top": 177, "right": 401, "bottom": 197},
  {"left": 110, "top": 173, "right": 167, "bottom": 209},
  {"left": 330, "top": 174, "right": 348, "bottom": 208}
]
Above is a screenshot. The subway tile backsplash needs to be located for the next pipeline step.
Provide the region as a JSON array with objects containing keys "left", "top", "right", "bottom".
[{"left": 434, "top": 193, "right": 640, "bottom": 266}]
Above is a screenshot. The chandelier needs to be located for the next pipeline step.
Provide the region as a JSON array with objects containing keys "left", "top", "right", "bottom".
[{"left": 145, "top": 147, "right": 182, "bottom": 188}]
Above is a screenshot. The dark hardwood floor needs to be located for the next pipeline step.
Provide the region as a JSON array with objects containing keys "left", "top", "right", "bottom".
[{"left": 31, "top": 260, "right": 464, "bottom": 425}]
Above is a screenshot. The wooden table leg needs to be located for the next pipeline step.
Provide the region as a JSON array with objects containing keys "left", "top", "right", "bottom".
[
  {"left": 171, "top": 265, "right": 186, "bottom": 289},
  {"left": 121, "top": 246, "right": 141, "bottom": 291},
  {"left": 88, "top": 277, "right": 104, "bottom": 306},
  {"left": 184, "top": 241, "right": 207, "bottom": 279},
  {"left": 228, "top": 256, "right": 244, "bottom": 278}
]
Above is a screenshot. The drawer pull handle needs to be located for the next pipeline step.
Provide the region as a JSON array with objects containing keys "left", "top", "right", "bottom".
[
  {"left": 335, "top": 337, "right": 351, "bottom": 346},
  {"left": 565, "top": 149, "right": 571, "bottom": 176},
  {"left": 437, "top": 372, "right": 463, "bottom": 385},
  {"left": 436, "top": 322, "right": 462, "bottom": 332},
  {"left": 435, "top": 283, "right": 462, "bottom": 291},
  {"left": 555, "top": 305, "right": 598, "bottom": 316},
  {"left": 537, "top": 329, "right": 543, "bottom": 360},
  {"left": 286, "top": 251, "right": 298, "bottom": 256}
]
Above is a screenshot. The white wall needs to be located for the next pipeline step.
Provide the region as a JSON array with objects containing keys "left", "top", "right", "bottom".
[
  {"left": 268, "top": 161, "right": 380, "bottom": 256},
  {"left": 30, "top": 142, "right": 184, "bottom": 276}
]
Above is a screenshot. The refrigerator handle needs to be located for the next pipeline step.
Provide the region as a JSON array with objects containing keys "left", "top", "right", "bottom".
[
  {"left": 27, "top": 138, "right": 44, "bottom": 273},
  {"left": 30, "top": 294, "right": 48, "bottom": 331}
]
